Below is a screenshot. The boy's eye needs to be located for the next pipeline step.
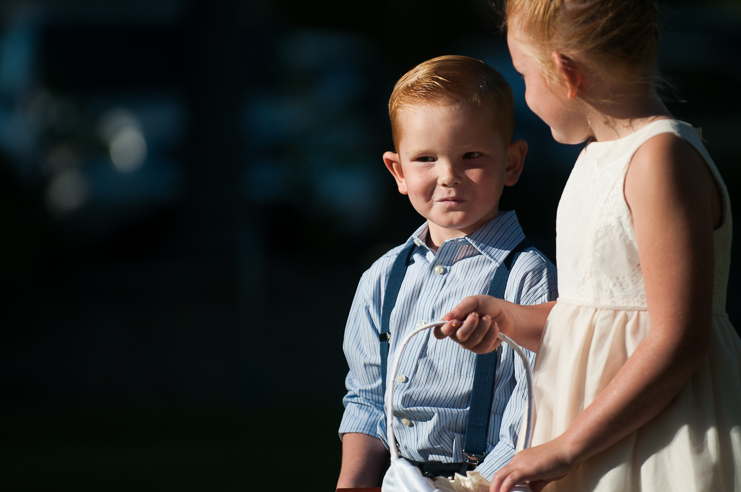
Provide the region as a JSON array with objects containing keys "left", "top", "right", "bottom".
[
  {"left": 463, "top": 152, "right": 481, "bottom": 159},
  {"left": 416, "top": 156, "right": 436, "bottom": 162}
]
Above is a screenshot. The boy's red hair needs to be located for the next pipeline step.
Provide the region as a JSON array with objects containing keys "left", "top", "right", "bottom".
[{"left": 389, "top": 55, "right": 515, "bottom": 151}]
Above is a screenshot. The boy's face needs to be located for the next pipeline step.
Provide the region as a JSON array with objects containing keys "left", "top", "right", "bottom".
[{"left": 384, "top": 102, "right": 526, "bottom": 247}]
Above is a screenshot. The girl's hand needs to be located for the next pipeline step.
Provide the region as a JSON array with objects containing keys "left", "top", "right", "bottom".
[
  {"left": 489, "top": 437, "right": 578, "bottom": 492},
  {"left": 433, "top": 295, "right": 514, "bottom": 354}
]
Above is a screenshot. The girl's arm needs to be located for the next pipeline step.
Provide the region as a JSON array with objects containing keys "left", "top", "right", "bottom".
[
  {"left": 434, "top": 298, "right": 555, "bottom": 353},
  {"left": 490, "top": 132, "right": 720, "bottom": 492}
]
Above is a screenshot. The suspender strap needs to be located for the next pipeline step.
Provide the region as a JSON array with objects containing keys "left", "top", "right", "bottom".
[
  {"left": 463, "top": 239, "right": 531, "bottom": 463},
  {"left": 380, "top": 241, "right": 417, "bottom": 397}
]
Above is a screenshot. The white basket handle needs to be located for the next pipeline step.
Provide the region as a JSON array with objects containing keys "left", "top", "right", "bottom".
[{"left": 385, "top": 321, "right": 534, "bottom": 462}]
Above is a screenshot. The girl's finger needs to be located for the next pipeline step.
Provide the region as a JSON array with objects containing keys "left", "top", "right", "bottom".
[
  {"left": 499, "top": 472, "right": 523, "bottom": 492},
  {"left": 442, "top": 296, "right": 481, "bottom": 323},
  {"left": 453, "top": 312, "right": 481, "bottom": 342},
  {"left": 490, "top": 466, "right": 510, "bottom": 492},
  {"left": 473, "top": 317, "right": 501, "bottom": 353},
  {"left": 458, "top": 314, "right": 492, "bottom": 350},
  {"left": 433, "top": 319, "right": 461, "bottom": 339}
]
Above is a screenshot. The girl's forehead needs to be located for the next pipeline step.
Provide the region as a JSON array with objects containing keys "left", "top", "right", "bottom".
[
  {"left": 507, "top": 33, "right": 538, "bottom": 69},
  {"left": 504, "top": 13, "right": 538, "bottom": 46}
]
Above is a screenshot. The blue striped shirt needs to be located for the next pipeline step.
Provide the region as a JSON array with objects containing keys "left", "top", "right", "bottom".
[{"left": 339, "top": 211, "right": 557, "bottom": 479}]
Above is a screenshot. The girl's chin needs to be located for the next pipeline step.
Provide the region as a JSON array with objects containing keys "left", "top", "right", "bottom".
[{"left": 550, "top": 126, "right": 591, "bottom": 145}]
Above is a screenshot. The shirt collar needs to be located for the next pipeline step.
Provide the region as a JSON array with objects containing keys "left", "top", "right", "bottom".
[
  {"left": 409, "top": 222, "right": 431, "bottom": 250},
  {"left": 407, "top": 211, "right": 525, "bottom": 265}
]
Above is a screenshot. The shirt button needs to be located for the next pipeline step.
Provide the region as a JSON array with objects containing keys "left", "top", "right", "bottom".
[
  {"left": 413, "top": 238, "right": 422, "bottom": 247},
  {"left": 396, "top": 374, "right": 407, "bottom": 383},
  {"left": 417, "top": 320, "right": 425, "bottom": 327},
  {"left": 434, "top": 265, "right": 445, "bottom": 275},
  {"left": 401, "top": 418, "right": 412, "bottom": 427}
]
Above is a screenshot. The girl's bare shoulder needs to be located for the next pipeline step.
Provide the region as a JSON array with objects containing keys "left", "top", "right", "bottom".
[{"left": 626, "top": 131, "right": 717, "bottom": 216}]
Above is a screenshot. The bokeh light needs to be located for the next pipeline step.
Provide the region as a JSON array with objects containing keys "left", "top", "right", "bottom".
[
  {"left": 98, "top": 108, "right": 148, "bottom": 172},
  {"left": 45, "top": 167, "right": 89, "bottom": 215}
]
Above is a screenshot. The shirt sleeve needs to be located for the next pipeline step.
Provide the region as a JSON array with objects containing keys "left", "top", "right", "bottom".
[
  {"left": 474, "top": 249, "right": 557, "bottom": 479},
  {"left": 338, "top": 267, "right": 388, "bottom": 445}
]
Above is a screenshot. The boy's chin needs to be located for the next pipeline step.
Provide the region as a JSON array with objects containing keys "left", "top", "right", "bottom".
[{"left": 427, "top": 214, "right": 499, "bottom": 240}]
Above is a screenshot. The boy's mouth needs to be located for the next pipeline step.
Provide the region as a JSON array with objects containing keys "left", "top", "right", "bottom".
[{"left": 437, "top": 197, "right": 464, "bottom": 204}]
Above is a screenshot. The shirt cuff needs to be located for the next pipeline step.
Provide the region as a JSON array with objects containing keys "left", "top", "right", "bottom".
[
  {"left": 471, "top": 440, "right": 516, "bottom": 481},
  {"left": 339, "top": 399, "right": 385, "bottom": 444}
]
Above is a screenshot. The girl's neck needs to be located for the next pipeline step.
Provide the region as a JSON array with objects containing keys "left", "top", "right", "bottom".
[{"left": 583, "top": 88, "right": 672, "bottom": 143}]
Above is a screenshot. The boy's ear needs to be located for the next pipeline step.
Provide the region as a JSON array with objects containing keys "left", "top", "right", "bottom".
[
  {"left": 383, "top": 151, "right": 408, "bottom": 195},
  {"left": 551, "top": 51, "right": 583, "bottom": 99},
  {"left": 504, "top": 138, "right": 527, "bottom": 187}
]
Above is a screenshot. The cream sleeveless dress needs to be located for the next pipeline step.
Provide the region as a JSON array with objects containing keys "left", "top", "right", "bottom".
[{"left": 530, "top": 119, "right": 741, "bottom": 491}]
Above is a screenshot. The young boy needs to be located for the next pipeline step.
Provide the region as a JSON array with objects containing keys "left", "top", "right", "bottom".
[{"left": 337, "top": 55, "right": 557, "bottom": 488}]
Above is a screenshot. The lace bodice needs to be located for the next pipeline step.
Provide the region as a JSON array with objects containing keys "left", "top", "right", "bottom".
[{"left": 556, "top": 120, "right": 732, "bottom": 310}]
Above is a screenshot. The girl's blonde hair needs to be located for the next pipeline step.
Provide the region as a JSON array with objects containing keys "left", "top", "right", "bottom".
[
  {"left": 389, "top": 55, "right": 515, "bottom": 151},
  {"left": 504, "top": 0, "right": 660, "bottom": 85}
]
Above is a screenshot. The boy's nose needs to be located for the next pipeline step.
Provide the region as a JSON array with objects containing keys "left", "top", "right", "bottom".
[{"left": 438, "top": 161, "right": 462, "bottom": 186}]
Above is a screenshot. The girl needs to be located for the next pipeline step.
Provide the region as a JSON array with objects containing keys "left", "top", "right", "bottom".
[{"left": 435, "top": 0, "right": 741, "bottom": 491}]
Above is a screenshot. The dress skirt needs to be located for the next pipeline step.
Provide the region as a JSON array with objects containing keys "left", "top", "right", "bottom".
[{"left": 526, "top": 300, "right": 741, "bottom": 492}]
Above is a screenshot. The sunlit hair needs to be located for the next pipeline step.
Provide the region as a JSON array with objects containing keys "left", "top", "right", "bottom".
[
  {"left": 389, "top": 55, "right": 515, "bottom": 151},
  {"left": 504, "top": 0, "right": 660, "bottom": 86}
]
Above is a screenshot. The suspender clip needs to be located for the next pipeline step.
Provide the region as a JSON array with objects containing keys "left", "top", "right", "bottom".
[
  {"left": 463, "top": 452, "right": 485, "bottom": 466},
  {"left": 379, "top": 332, "right": 391, "bottom": 342}
]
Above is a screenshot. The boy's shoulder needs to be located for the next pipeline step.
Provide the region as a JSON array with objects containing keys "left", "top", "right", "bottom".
[
  {"left": 363, "top": 240, "right": 415, "bottom": 279},
  {"left": 505, "top": 239, "right": 558, "bottom": 304},
  {"left": 351, "top": 240, "right": 415, "bottom": 305},
  {"left": 509, "top": 240, "right": 554, "bottom": 269},
  {"left": 504, "top": 238, "right": 557, "bottom": 277},
  {"left": 466, "top": 216, "right": 552, "bottom": 272}
]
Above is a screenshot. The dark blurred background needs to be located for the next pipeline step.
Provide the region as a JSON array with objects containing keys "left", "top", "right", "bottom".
[{"left": 0, "top": 0, "right": 739, "bottom": 490}]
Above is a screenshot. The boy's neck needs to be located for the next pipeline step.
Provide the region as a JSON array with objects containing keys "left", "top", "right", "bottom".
[
  {"left": 425, "top": 211, "right": 500, "bottom": 252},
  {"left": 424, "top": 233, "right": 440, "bottom": 253}
]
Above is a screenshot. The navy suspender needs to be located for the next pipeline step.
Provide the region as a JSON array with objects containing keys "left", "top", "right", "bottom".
[
  {"left": 462, "top": 238, "right": 530, "bottom": 461},
  {"left": 380, "top": 238, "right": 531, "bottom": 463},
  {"left": 379, "top": 241, "right": 417, "bottom": 397}
]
